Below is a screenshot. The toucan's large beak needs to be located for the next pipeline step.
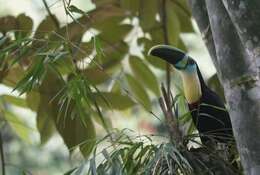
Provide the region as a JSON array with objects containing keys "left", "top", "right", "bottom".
[{"left": 148, "top": 45, "right": 186, "bottom": 65}]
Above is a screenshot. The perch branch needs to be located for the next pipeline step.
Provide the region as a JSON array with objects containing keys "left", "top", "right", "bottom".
[
  {"left": 159, "top": 84, "right": 182, "bottom": 146},
  {"left": 0, "top": 132, "right": 5, "bottom": 175}
]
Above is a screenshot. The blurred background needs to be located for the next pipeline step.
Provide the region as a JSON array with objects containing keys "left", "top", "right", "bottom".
[{"left": 0, "top": 0, "right": 216, "bottom": 174}]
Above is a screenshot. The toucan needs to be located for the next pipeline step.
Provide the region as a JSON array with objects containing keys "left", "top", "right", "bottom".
[{"left": 148, "top": 45, "right": 233, "bottom": 145}]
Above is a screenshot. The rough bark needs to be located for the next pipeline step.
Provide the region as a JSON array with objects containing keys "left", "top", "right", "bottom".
[
  {"left": 189, "top": 0, "right": 260, "bottom": 174},
  {"left": 222, "top": 0, "right": 260, "bottom": 66}
]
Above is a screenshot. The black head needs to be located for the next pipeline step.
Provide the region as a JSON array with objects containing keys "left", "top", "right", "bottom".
[{"left": 148, "top": 45, "right": 186, "bottom": 65}]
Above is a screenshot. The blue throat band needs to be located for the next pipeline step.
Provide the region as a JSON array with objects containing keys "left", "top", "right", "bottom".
[{"left": 174, "top": 54, "right": 189, "bottom": 69}]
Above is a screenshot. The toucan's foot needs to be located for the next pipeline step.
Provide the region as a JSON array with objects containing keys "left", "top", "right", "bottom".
[{"left": 148, "top": 45, "right": 191, "bottom": 70}]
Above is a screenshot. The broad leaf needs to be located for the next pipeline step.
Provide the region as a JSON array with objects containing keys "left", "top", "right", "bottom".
[
  {"left": 171, "top": 0, "right": 193, "bottom": 33},
  {"left": 98, "top": 24, "right": 132, "bottom": 43},
  {"left": 0, "top": 16, "right": 17, "bottom": 33},
  {"left": 54, "top": 102, "right": 96, "bottom": 158},
  {"left": 125, "top": 74, "right": 151, "bottom": 111},
  {"left": 36, "top": 71, "right": 64, "bottom": 144},
  {"left": 2, "top": 66, "right": 25, "bottom": 87},
  {"left": 138, "top": 37, "right": 166, "bottom": 70},
  {"left": 57, "top": 5, "right": 125, "bottom": 41},
  {"left": 94, "top": 92, "right": 135, "bottom": 110},
  {"left": 36, "top": 98, "right": 56, "bottom": 144},
  {"left": 4, "top": 110, "right": 32, "bottom": 143},
  {"left": 129, "top": 56, "right": 160, "bottom": 96},
  {"left": 2, "top": 95, "right": 27, "bottom": 108},
  {"left": 89, "top": 41, "right": 129, "bottom": 70},
  {"left": 92, "top": 0, "right": 118, "bottom": 7},
  {"left": 120, "top": 0, "right": 139, "bottom": 15},
  {"left": 139, "top": 0, "right": 158, "bottom": 31},
  {"left": 83, "top": 67, "right": 110, "bottom": 84},
  {"left": 16, "top": 14, "right": 33, "bottom": 38},
  {"left": 166, "top": 0, "right": 181, "bottom": 46},
  {"left": 33, "top": 16, "right": 58, "bottom": 48},
  {"left": 110, "top": 81, "right": 121, "bottom": 93}
]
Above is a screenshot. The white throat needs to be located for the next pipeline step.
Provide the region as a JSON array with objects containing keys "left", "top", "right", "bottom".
[{"left": 179, "top": 69, "right": 202, "bottom": 104}]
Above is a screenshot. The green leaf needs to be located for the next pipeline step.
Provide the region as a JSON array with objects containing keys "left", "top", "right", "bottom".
[
  {"left": 98, "top": 24, "right": 132, "bottom": 43},
  {"left": 57, "top": 5, "right": 125, "bottom": 41},
  {"left": 171, "top": 0, "right": 193, "bottom": 33},
  {"left": 0, "top": 16, "right": 17, "bottom": 33},
  {"left": 139, "top": 0, "right": 158, "bottom": 31},
  {"left": 93, "top": 36, "right": 105, "bottom": 59},
  {"left": 2, "top": 95, "right": 27, "bottom": 108},
  {"left": 92, "top": 16, "right": 132, "bottom": 43},
  {"left": 138, "top": 37, "right": 166, "bottom": 70},
  {"left": 110, "top": 81, "right": 121, "bottom": 93},
  {"left": 52, "top": 100, "right": 96, "bottom": 158},
  {"left": 36, "top": 98, "right": 56, "bottom": 144},
  {"left": 83, "top": 67, "right": 110, "bottom": 85},
  {"left": 36, "top": 70, "right": 64, "bottom": 144},
  {"left": 150, "top": 27, "right": 164, "bottom": 44},
  {"left": 125, "top": 74, "right": 151, "bottom": 111},
  {"left": 68, "top": 5, "right": 88, "bottom": 16},
  {"left": 4, "top": 110, "right": 32, "bottom": 143},
  {"left": 91, "top": 16, "right": 124, "bottom": 31},
  {"left": 2, "top": 66, "right": 25, "bottom": 87},
  {"left": 120, "top": 0, "right": 140, "bottom": 14},
  {"left": 94, "top": 92, "right": 135, "bottom": 110},
  {"left": 91, "top": 0, "right": 118, "bottom": 7},
  {"left": 92, "top": 110, "right": 112, "bottom": 129},
  {"left": 33, "top": 15, "right": 59, "bottom": 48},
  {"left": 16, "top": 14, "right": 33, "bottom": 38},
  {"left": 177, "top": 38, "right": 188, "bottom": 52},
  {"left": 129, "top": 56, "right": 160, "bottom": 96},
  {"left": 166, "top": 0, "right": 181, "bottom": 46},
  {"left": 89, "top": 41, "right": 128, "bottom": 70}
]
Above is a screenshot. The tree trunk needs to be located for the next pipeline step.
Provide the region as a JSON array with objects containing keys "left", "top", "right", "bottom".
[{"left": 188, "top": 0, "right": 260, "bottom": 174}]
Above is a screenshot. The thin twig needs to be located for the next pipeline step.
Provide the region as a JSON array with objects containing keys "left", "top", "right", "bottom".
[
  {"left": 161, "top": 0, "right": 171, "bottom": 97},
  {"left": 0, "top": 132, "right": 5, "bottom": 175},
  {"left": 159, "top": 84, "right": 182, "bottom": 146}
]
